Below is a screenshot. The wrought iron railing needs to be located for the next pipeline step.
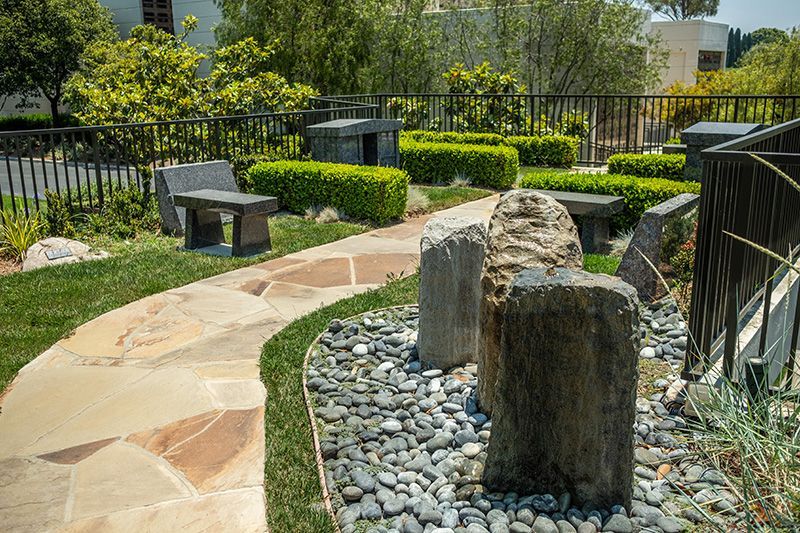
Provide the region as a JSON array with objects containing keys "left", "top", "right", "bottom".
[{"left": 686, "top": 118, "right": 800, "bottom": 384}]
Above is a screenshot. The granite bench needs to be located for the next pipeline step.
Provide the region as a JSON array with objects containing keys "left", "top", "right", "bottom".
[
  {"left": 170, "top": 189, "right": 278, "bottom": 257},
  {"left": 533, "top": 189, "right": 625, "bottom": 253}
]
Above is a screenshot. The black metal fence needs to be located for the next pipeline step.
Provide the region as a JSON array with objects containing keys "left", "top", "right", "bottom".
[
  {"left": 335, "top": 93, "right": 800, "bottom": 164},
  {"left": 4, "top": 93, "right": 800, "bottom": 217},
  {"left": 0, "top": 97, "right": 378, "bottom": 215},
  {"left": 686, "top": 118, "right": 800, "bottom": 384}
]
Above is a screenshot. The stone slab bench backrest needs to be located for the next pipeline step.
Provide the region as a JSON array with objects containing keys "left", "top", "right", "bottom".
[{"left": 155, "top": 160, "right": 239, "bottom": 235}]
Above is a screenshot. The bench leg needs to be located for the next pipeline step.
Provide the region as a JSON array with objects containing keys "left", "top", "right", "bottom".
[
  {"left": 232, "top": 214, "right": 272, "bottom": 257},
  {"left": 185, "top": 208, "right": 225, "bottom": 250},
  {"left": 580, "top": 216, "right": 610, "bottom": 254}
]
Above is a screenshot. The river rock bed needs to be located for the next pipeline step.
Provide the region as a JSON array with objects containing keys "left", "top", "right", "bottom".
[
  {"left": 306, "top": 306, "right": 742, "bottom": 533},
  {"left": 638, "top": 298, "right": 689, "bottom": 370}
]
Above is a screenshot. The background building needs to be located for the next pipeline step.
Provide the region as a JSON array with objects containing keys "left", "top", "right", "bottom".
[{"left": 650, "top": 20, "right": 730, "bottom": 89}]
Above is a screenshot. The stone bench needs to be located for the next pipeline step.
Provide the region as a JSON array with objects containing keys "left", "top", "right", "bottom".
[
  {"left": 533, "top": 189, "right": 624, "bottom": 253},
  {"left": 170, "top": 189, "right": 278, "bottom": 257}
]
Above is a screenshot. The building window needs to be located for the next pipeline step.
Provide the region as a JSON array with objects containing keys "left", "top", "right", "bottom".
[
  {"left": 697, "top": 51, "right": 723, "bottom": 72},
  {"left": 142, "top": 0, "right": 174, "bottom": 34}
]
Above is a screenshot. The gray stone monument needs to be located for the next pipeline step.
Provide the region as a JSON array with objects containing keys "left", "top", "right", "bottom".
[
  {"left": 682, "top": 121, "right": 763, "bottom": 181},
  {"left": 418, "top": 217, "right": 487, "bottom": 369},
  {"left": 306, "top": 119, "right": 403, "bottom": 167},
  {"left": 616, "top": 193, "right": 700, "bottom": 300},
  {"left": 482, "top": 267, "right": 640, "bottom": 509},
  {"left": 477, "top": 190, "right": 583, "bottom": 415}
]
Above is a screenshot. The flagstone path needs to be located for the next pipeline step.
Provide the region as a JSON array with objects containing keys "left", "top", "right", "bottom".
[{"left": 0, "top": 195, "right": 498, "bottom": 533}]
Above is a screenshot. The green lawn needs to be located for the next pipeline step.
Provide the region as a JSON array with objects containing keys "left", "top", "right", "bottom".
[
  {"left": 260, "top": 254, "right": 620, "bottom": 530},
  {"left": 413, "top": 185, "right": 494, "bottom": 213},
  {"left": 0, "top": 215, "right": 367, "bottom": 391},
  {"left": 583, "top": 253, "right": 621, "bottom": 275}
]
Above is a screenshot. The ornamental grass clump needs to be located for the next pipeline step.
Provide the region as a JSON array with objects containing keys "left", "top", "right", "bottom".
[{"left": 0, "top": 206, "right": 44, "bottom": 261}]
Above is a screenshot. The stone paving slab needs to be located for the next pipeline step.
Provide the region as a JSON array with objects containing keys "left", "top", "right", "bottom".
[{"left": 0, "top": 195, "right": 498, "bottom": 532}]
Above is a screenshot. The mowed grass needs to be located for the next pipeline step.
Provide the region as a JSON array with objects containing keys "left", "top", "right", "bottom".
[
  {"left": 413, "top": 185, "right": 494, "bottom": 213},
  {"left": 260, "top": 253, "right": 622, "bottom": 530},
  {"left": 0, "top": 215, "right": 367, "bottom": 391},
  {"left": 583, "top": 253, "right": 621, "bottom": 275}
]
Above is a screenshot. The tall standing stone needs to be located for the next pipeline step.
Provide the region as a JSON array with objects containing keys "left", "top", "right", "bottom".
[
  {"left": 418, "top": 217, "right": 487, "bottom": 369},
  {"left": 482, "top": 268, "right": 640, "bottom": 509},
  {"left": 477, "top": 190, "right": 582, "bottom": 414}
]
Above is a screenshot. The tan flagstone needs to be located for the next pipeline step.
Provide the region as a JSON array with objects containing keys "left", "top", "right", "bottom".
[
  {"left": 193, "top": 360, "right": 260, "bottom": 380},
  {"left": 332, "top": 233, "right": 420, "bottom": 255},
  {"left": 250, "top": 255, "right": 306, "bottom": 272},
  {"left": 24, "top": 368, "right": 215, "bottom": 456},
  {"left": 60, "top": 487, "right": 267, "bottom": 533},
  {"left": 0, "top": 457, "right": 71, "bottom": 532},
  {"left": 262, "top": 282, "right": 370, "bottom": 320},
  {"left": 130, "top": 408, "right": 264, "bottom": 494},
  {"left": 353, "top": 253, "right": 418, "bottom": 285},
  {"left": 58, "top": 294, "right": 170, "bottom": 358},
  {"left": 125, "top": 305, "right": 208, "bottom": 359},
  {"left": 163, "top": 283, "right": 273, "bottom": 327},
  {"left": 203, "top": 379, "right": 266, "bottom": 409},
  {"left": 37, "top": 437, "right": 119, "bottom": 465},
  {"left": 14, "top": 345, "right": 77, "bottom": 377},
  {"left": 70, "top": 442, "right": 192, "bottom": 520},
  {"left": 0, "top": 366, "right": 150, "bottom": 457},
  {"left": 267, "top": 257, "right": 353, "bottom": 288}
]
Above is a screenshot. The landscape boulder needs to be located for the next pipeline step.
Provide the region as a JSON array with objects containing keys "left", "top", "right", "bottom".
[
  {"left": 418, "top": 216, "right": 487, "bottom": 369},
  {"left": 482, "top": 267, "right": 639, "bottom": 509},
  {"left": 22, "top": 237, "right": 108, "bottom": 272},
  {"left": 477, "top": 189, "right": 582, "bottom": 413}
]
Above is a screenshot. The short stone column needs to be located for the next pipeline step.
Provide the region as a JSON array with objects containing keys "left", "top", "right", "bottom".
[
  {"left": 682, "top": 121, "right": 763, "bottom": 181},
  {"left": 482, "top": 268, "right": 639, "bottom": 509},
  {"left": 418, "top": 217, "right": 487, "bottom": 369},
  {"left": 477, "top": 190, "right": 583, "bottom": 414}
]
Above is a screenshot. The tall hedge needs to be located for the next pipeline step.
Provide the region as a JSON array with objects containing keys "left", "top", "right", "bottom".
[
  {"left": 400, "top": 130, "right": 579, "bottom": 167},
  {"left": 399, "top": 140, "right": 519, "bottom": 189},
  {"left": 518, "top": 170, "right": 701, "bottom": 231},
  {"left": 607, "top": 153, "right": 687, "bottom": 181},
  {"left": 247, "top": 161, "right": 409, "bottom": 223}
]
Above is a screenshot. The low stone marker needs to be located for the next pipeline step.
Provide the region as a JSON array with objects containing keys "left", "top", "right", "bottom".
[
  {"left": 418, "top": 216, "right": 487, "bottom": 369},
  {"left": 22, "top": 237, "right": 108, "bottom": 272},
  {"left": 616, "top": 193, "right": 700, "bottom": 300},
  {"left": 682, "top": 121, "right": 762, "bottom": 181},
  {"left": 477, "top": 190, "right": 583, "bottom": 414},
  {"left": 482, "top": 267, "right": 639, "bottom": 509}
]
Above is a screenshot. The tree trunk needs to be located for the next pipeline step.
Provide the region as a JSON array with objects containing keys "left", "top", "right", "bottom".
[{"left": 48, "top": 96, "right": 60, "bottom": 128}]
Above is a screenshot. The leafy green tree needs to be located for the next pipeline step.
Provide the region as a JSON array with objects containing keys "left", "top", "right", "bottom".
[
  {"left": 751, "top": 27, "right": 789, "bottom": 46},
  {"left": 65, "top": 17, "right": 317, "bottom": 125},
  {"left": 0, "top": 0, "right": 116, "bottom": 126},
  {"left": 644, "top": 0, "right": 719, "bottom": 20}
]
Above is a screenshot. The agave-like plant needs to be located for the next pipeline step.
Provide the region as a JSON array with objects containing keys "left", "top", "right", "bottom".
[{"left": 0, "top": 205, "right": 44, "bottom": 261}]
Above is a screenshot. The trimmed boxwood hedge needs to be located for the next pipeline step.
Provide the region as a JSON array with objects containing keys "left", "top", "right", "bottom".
[
  {"left": 505, "top": 135, "right": 580, "bottom": 168},
  {"left": 399, "top": 140, "right": 518, "bottom": 189},
  {"left": 607, "top": 153, "right": 687, "bottom": 181},
  {"left": 247, "top": 161, "right": 409, "bottom": 223},
  {"left": 518, "top": 170, "right": 701, "bottom": 231},
  {"left": 400, "top": 130, "right": 579, "bottom": 168}
]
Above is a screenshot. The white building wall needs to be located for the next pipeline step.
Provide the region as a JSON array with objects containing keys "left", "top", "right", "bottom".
[{"left": 651, "top": 20, "right": 729, "bottom": 90}]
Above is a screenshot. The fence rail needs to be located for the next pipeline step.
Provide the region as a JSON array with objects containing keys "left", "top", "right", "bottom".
[
  {"left": 686, "top": 118, "right": 800, "bottom": 384},
  {"left": 3, "top": 93, "right": 800, "bottom": 216}
]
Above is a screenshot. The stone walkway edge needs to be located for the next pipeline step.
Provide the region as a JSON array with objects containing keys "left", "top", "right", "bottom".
[{"left": 0, "top": 196, "right": 498, "bottom": 533}]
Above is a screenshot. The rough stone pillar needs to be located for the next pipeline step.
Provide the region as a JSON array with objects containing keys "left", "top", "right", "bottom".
[
  {"left": 482, "top": 268, "right": 640, "bottom": 509},
  {"left": 418, "top": 217, "right": 487, "bottom": 369},
  {"left": 477, "top": 190, "right": 582, "bottom": 414}
]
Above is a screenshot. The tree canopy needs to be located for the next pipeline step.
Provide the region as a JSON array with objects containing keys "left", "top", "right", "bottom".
[
  {"left": 644, "top": 0, "right": 719, "bottom": 21},
  {"left": 65, "top": 17, "right": 317, "bottom": 125},
  {"left": 0, "top": 0, "right": 116, "bottom": 125}
]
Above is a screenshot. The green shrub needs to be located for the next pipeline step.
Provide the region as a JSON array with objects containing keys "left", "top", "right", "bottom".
[
  {"left": 87, "top": 186, "right": 159, "bottom": 239},
  {"left": 505, "top": 135, "right": 580, "bottom": 168},
  {"left": 607, "top": 153, "right": 687, "bottom": 181},
  {"left": 401, "top": 130, "right": 578, "bottom": 167},
  {"left": 43, "top": 190, "right": 76, "bottom": 238},
  {"left": 401, "top": 130, "right": 506, "bottom": 146},
  {"left": 230, "top": 148, "right": 310, "bottom": 192},
  {"left": 518, "top": 171, "right": 701, "bottom": 231},
  {"left": 247, "top": 161, "right": 409, "bottom": 223},
  {"left": 399, "top": 140, "right": 518, "bottom": 189},
  {"left": 0, "top": 113, "right": 78, "bottom": 131}
]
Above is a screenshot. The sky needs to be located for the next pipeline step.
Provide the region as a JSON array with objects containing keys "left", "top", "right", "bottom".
[{"left": 651, "top": 0, "right": 800, "bottom": 33}]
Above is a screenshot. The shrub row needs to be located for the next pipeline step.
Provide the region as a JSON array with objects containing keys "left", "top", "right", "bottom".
[
  {"left": 247, "top": 161, "right": 409, "bottom": 223},
  {"left": 518, "top": 170, "right": 701, "bottom": 231},
  {"left": 401, "top": 130, "right": 579, "bottom": 167},
  {"left": 399, "top": 140, "right": 518, "bottom": 189},
  {"left": 607, "top": 153, "right": 687, "bottom": 182},
  {"left": 0, "top": 113, "right": 78, "bottom": 131}
]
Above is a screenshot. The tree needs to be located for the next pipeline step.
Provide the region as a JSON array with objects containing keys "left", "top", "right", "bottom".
[
  {"left": 0, "top": 0, "right": 115, "bottom": 126},
  {"left": 518, "top": 0, "right": 667, "bottom": 93},
  {"left": 645, "top": 0, "right": 719, "bottom": 20},
  {"left": 65, "top": 17, "right": 317, "bottom": 125},
  {"left": 751, "top": 27, "right": 789, "bottom": 46}
]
